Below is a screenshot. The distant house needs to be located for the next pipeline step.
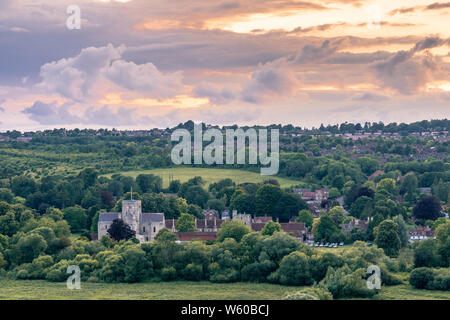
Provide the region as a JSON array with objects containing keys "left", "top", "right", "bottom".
[
  {"left": 202, "top": 209, "right": 220, "bottom": 220},
  {"left": 342, "top": 218, "right": 369, "bottom": 233},
  {"left": 368, "top": 170, "right": 384, "bottom": 181},
  {"left": 176, "top": 232, "right": 217, "bottom": 241},
  {"left": 409, "top": 225, "right": 434, "bottom": 238},
  {"left": 166, "top": 212, "right": 307, "bottom": 242}
]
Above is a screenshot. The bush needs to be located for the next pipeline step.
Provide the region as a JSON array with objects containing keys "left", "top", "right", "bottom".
[
  {"left": 409, "top": 267, "right": 435, "bottom": 289},
  {"left": 46, "top": 259, "right": 70, "bottom": 282},
  {"left": 283, "top": 287, "right": 333, "bottom": 300},
  {"left": 269, "top": 251, "right": 313, "bottom": 286},
  {"left": 122, "top": 247, "right": 151, "bottom": 283},
  {"left": 161, "top": 266, "right": 177, "bottom": 281},
  {"left": 319, "top": 266, "right": 378, "bottom": 299},
  {"left": 182, "top": 263, "right": 203, "bottom": 281},
  {"left": 98, "top": 254, "right": 125, "bottom": 282},
  {"left": 410, "top": 267, "right": 450, "bottom": 290},
  {"left": 16, "top": 255, "right": 54, "bottom": 279}
]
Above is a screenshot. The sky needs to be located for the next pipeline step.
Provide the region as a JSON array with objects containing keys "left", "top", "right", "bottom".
[{"left": 0, "top": 0, "right": 449, "bottom": 131}]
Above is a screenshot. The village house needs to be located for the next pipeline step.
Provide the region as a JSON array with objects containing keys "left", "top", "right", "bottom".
[
  {"left": 341, "top": 218, "right": 370, "bottom": 233},
  {"left": 409, "top": 225, "right": 435, "bottom": 242}
]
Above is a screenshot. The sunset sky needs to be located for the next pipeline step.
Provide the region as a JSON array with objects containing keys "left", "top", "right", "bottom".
[{"left": 0, "top": 0, "right": 449, "bottom": 130}]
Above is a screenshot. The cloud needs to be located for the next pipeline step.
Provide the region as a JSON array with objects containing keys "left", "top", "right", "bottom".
[
  {"left": 390, "top": 2, "right": 450, "bottom": 15},
  {"left": 193, "top": 84, "right": 235, "bottom": 104},
  {"left": 104, "top": 60, "right": 184, "bottom": 99},
  {"left": 37, "top": 44, "right": 185, "bottom": 101},
  {"left": 426, "top": 2, "right": 450, "bottom": 10},
  {"left": 352, "top": 93, "right": 388, "bottom": 102},
  {"left": 22, "top": 100, "right": 152, "bottom": 127},
  {"left": 241, "top": 58, "right": 300, "bottom": 103},
  {"left": 23, "top": 101, "right": 81, "bottom": 125},
  {"left": 373, "top": 37, "right": 448, "bottom": 94},
  {"left": 38, "top": 44, "right": 125, "bottom": 101}
]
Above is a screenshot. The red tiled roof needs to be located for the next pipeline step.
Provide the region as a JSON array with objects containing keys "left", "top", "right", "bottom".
[
  {"left": 176, "top": 232, "right": 217, "bottom": 241},
  {"left": 253, "top": 216, "right": 273, "bottom": 223}
]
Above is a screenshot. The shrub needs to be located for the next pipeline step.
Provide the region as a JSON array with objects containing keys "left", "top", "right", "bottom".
[
  {"left": 409, "top": 267, "right": 435, "bottom": 289},
  {"left": 410, "top": 267, "right": 450, "bottom": 290},
  {"left": 98, "top": 254, "right": 125, "bottom": 282},
  {"left": 121, "top": 247, "right": 151, "bottom": 283},
  {"left": 319, "top": 266, "right": 378, "bottom": 299},
  {"left": 182, "top": 263, "right": 203, "bottom": 281},
  {"left": 269, "top": 251, "right": 313, "bottom": 286},
  {"left": 46, "top": 259, "right": 70, "bottom": 282},
  {"left": 283, "top": 287, "right": 333, "bottom": 300},
  {"left": 161, "top": 266, "right": 177, "bottom": 281}
]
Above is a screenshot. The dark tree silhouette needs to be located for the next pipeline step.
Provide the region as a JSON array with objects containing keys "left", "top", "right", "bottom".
[
  {"left": 413, "top": 196, "right": 442, "bottom": 221},
  {"left": 107, "top": 219, "right": 136, "bottom": 241},
  {"left": 353, "top": 186, "right": 375, "bottom": 201}
]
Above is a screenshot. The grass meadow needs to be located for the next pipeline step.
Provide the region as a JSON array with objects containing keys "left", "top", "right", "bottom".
[
  {"left": 0, "top": 279, "right": 449, "bottom": 300},
  {"left": 102, "top": 167, "right": 302, "bottom": 189}
]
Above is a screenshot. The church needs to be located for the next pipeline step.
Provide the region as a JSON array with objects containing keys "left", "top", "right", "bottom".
[{"left": 98, "top": 199, "right": 165, "bottom": 242}]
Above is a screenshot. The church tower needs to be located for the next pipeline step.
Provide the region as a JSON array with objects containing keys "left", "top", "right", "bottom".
[{"left": 120, "top": 191, "right": 142, "bottom": 234}]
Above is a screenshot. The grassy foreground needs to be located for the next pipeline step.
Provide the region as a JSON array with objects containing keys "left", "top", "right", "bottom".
[
  {"left": 0, "top": 279, "right": 449, "bottom": 300},
  {"left": 103, "top": 167, "right": 301, "bottom": 189}
]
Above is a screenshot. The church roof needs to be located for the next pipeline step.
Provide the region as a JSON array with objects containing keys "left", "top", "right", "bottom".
[
  {"left": 141, "top": 213, "right": 164, "bottom": 223},
  {"left": 98, "top": 212, "right": 119, "bottom": 222}
]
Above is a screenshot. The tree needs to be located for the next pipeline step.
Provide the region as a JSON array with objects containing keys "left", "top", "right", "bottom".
[
  {"left": 328, "top": 206, "right": 345, "bottom": 225},
  {"left": 349, "top": 196, "right": 373, "bottom": 219},
  {"left": 255, "top": 184, "right": 283, "bottom": 216},
  {"left": 176, "top": 213, "right": 196, "bottom": 232},
  {"left": 11, "top": 176, "right": 37, "bottom": 198},
  {"left": 314, "top": 216, "right": 338, "bottom": 242},
  {"left": 155, "top": 228, "right": 177, "bottom": 242},
  {"left": 17, "top": 233, "right": 48, "bottom": 263},
  {"left": 275, "top": 193, "right": 307, "bottom": 222},
  {"left": 78, "top": 168, "right": 98, "bottom": 188},
  {"left": 413, "top": 239, "right": 441, "bottom": 268},
  {"left": 261, "top": 221, "right": 281, "bottom": 236},
  {"left": 121, "top": 247, "right": 151, "bottom": 283},
  {"left": 375, "top": 220, "right": 401, "bottom": 257},
  {"left": 136, "top": 174, "right": 162, "bottom": 194},
  {"left": 107, "top": 219, "right": 136, "bottom": 241},
  {"left": 100, "top": 190, "right": 115, "bottom": 210},
  {"left": 63, "top": 206, "right": 87, "bottom": 233},
  {"left": 184, "top": 185, "right": 210, "bottom": 208},
  {"left": 413, "top": 196, "right": 442, "bottom": 221},
  {"left": 270, "top": 251, "right": 312, "bottom": 285},
  {"left": 409, "top": 267, "right": 435, "bottom": 289},
  {"left": 435, "top": 222, "right": 450, "bottom": 267},
  {"left": 392, "top": 215, "right": 409, "bottom": 247},
  {"left": 0, "top": 188, "right": 14, "bottom": 203},
  {"left": 296, "top": 209, "right": 313, "bottom": 229},
  {"left": 230, "top": 193, "right": 255, "bottom": 215},
  {"left": 377, "top": 178, "right": 396, "bottom": 196},
  {"left": 168, "top": 180, "right": 181, "bottom": 193},
  {"left": 206, "top": 198, "right": 225, "bottom": 212},
  {"left": 217, "top": 220, "right": 251, "bottom": 242}
]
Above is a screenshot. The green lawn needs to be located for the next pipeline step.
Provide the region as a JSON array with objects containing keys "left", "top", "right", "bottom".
[
  {"left": 0, "top": 279, "right": 448, "bottom": 300},
  {"left": 103, "top": 167, "right": 302, "bottom": 189},
  {"left": 0, "top": 279, "right": 302, "bottom": 300}
]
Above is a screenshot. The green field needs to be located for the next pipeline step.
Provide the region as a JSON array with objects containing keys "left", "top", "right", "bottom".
[
  {"left": 0, "top": 279, "right": 449, "bottom": 300},
  {"left": 103, "top": 167, "right": 302, "bottom": 189}
]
